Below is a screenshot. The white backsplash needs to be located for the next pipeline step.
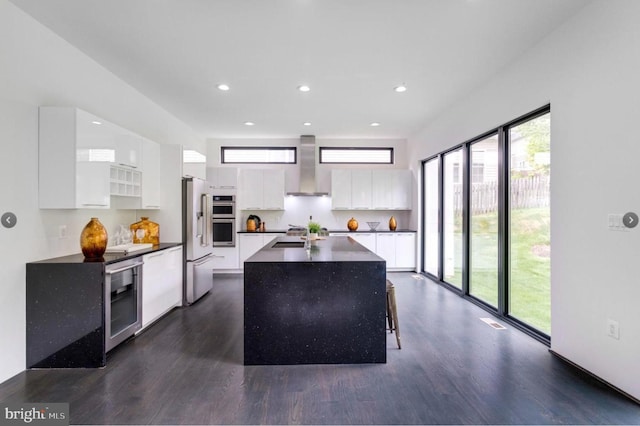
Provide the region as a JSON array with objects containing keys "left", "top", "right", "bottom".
[{"left": 240, "top": 196, "right": 410, "bottom": 232}]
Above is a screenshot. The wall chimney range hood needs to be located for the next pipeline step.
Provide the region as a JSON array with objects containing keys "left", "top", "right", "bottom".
[{"left": 287, "top": 135, "right": 329, "bottom": 196}]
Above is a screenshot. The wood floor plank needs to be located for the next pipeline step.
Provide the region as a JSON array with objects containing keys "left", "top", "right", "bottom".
[{"left": 1, "top": 272, "right": 639, "bottom": 424}]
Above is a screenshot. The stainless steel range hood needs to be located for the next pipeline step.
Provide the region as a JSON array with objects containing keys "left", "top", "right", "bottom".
[{"left": 287, "top": 135, "right": 329, "bottom": 196}]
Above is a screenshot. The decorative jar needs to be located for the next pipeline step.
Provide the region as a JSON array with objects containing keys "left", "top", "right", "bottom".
[
  {"left": 347, "top": 217, "right": 359, "bottom": 231},
  {"left": 130, "top": 217, "right": 160, "bottom": 245},
  {"left": 389, "top": 216, "right": 397, "bottom": 231},
  {"left": 80, "top": 217, "right": 108, "bottom": 259}
]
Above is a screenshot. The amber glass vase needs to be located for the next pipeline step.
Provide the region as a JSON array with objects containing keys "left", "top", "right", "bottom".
[
  {"left": 130, "top": 217, "right": 160, "bottom": 245},
  {"left": 389, "top": 216, "right": 397, "bottom": 231},
  {"left": 80, "top": 217, "right": 108, "bottom": 259}
]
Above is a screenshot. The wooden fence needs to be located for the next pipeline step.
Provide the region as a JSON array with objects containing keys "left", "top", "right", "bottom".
[{"left": 453, "top": 175, "right": 549, "bottom": 214}]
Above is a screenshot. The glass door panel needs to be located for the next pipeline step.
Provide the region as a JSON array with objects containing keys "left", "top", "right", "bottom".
[
  {"left": 423, "top": 158, "right": 440, "bottom": 276},
  {"left": 469, "top": 135, "right": 499, "bottom": 307},
  {"left": 443, "top": 149, "right": 463, "bottom": 289},
  {"left": 508, "top": 112, "right": 551, "bottom": 334}
]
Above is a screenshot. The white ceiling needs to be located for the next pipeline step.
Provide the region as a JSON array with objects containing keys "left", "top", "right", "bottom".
[{"left": 10, "top": 0, "right": 591, "bottom": 140}]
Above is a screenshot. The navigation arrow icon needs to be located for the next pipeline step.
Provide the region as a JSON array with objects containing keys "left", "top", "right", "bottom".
[
  {"left": 1, "top": 212, "right": 17, "bottom": 229},
  {"left": 623, "top": 212, "right": 638, "bottom": 229}
]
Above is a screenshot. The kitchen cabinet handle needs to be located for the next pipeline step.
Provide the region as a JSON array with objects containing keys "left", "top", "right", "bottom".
[
  {"left": 193, "top": 253, "right": 214, "bottom": 266},
  {"left": 119, "top": 163, "right": 138, "bottom": 169},
  {"left": 146, "top": 252, "right": 165, "bottom": 259},
  {"left": 144, "top": 205, "right": 161, "bottom": 208},
  {"left": 106, "top": 261, "right": 144, "bottom": 274},
  {"left": 167, "top": 247, "right": 182, "bottom": 253},
  {"left": 81, "top": 203, "right": 108, "bottom": 207}
]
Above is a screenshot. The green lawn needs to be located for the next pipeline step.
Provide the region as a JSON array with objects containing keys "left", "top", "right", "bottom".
[{"left": 445, "top": 208, "right": 550, "bottom": 334}]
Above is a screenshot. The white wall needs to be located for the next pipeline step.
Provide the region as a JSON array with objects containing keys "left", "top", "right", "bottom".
[
  {"left": 0, "top": 0, "right": 203, "bottom": 384},
  {"left": 207, "top": 137, "right": 411, "bottom": 231},
  {"left": 407, "top": 0, "right": 640, "bottom": 400}
]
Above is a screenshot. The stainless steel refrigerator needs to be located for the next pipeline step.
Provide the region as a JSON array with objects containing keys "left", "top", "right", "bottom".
[{"left": 182, "top": 177, "right": 215, "bottom": 305}]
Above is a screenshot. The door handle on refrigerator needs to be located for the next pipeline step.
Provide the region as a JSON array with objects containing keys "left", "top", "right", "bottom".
[{"left": 201, "top": 193, "right": 212, "bottom": 247}]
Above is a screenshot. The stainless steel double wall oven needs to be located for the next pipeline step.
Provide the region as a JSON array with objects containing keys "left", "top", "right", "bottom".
[{"left": 212, "top": 195, "right": 236, "bottom": 247}]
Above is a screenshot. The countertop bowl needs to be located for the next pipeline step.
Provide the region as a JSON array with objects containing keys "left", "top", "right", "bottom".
[{"left": 366, "top": 221, "right": 380, "bottom": 231}]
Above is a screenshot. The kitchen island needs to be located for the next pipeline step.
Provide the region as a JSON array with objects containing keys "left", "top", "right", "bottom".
[{"left": 244, "top": 236, "right": 386, "bottom": 365}]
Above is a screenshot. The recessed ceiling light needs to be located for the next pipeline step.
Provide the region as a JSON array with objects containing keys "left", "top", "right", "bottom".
[
  {"left": 303, "top": 122, "right": 311, "bottom": 126},
  {"left": 370, "top": 122, "right": 381, "bottom": 127},
  {"left": 217, "top": 84, "right": 230, "bottom": 91},
  {"left": 244, "top": 121, "right": 255, "bottom": 126},
  {"left": 298, "top": 85, "right": 310, "bottom": 92},
  {"left": 91, "top": 121, "right": 102, "bottom": 125},
  {"left": 394, "top": 85, "right": 407, "bottom": 93}
]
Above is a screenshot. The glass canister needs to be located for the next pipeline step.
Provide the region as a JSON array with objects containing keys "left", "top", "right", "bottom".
[{"left": 130, "top": 216, "right": 160, "bottom": 245}]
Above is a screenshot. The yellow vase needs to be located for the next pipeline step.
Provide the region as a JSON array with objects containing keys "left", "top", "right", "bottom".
[
  {"left": 389, "top": 216, "right": 397, "bottom": 231},
  {"left": 80, "top": 217, "right": 108, "bottom": 259},
  {"left": 130, "top": 217, "right": 160, "bottom": 245}
]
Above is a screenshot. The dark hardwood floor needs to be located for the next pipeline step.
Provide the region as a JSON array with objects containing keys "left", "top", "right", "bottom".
[{"left": 2, "top": 272, "right": 639, "bottom": 425}]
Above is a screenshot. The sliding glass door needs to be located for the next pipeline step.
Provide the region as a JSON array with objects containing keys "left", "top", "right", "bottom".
[
  {"left": 423, "top": 158, "right": 440, "bottom": 277},
  {"left": 420, "top": 106, "right": 551, "bottom": 340},
  {"left": 443, "top": 149, "right": 463, "bottom": 289},
  {"left": 469, "top": 135, "right": 499, "bottom": 307},
  {"left": 508, "top": 112, "right": 551, "bottom": 335}
]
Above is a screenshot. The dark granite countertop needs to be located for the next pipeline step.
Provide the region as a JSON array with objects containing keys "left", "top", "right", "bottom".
[
  {"left": 238, "top": 229, "right": 416, "bottom": 234},
  {"left": 245, "top": 236, "right": 384, "bottom": 263},
  {"left": 328, "top": 229, "right": 416, "bottom": 233},
  {"left": 237, "top": 230, "right": 287, "bottom": 234},
  {"left": 29, "top": 242, "right": 183, "bottom": 265}
]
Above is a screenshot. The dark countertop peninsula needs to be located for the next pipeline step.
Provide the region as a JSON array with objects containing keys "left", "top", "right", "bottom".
[
  {"left": 26, "top": 242, "right": 182, "bottom": 369},
  {"left": 29, "top": 242, "right": 183, "bottom": 265},
  {"left": 244, "top": 236, "right": 387, "bottom": 365}
]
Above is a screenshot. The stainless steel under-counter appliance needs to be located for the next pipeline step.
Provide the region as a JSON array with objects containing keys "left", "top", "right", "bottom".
[
  {"left": 105, "top": 258, "right": 143, "bottom": 352},
  {"left": 183, "top": 177, "right": 215, "bottom": 305},
  {"left": 212, "top": 195, "right": 236, "bottom": 247}
]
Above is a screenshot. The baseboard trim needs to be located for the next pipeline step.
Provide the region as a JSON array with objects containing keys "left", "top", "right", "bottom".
[{"left": 549, "top": 349, "right": 640, "bottom": 406}]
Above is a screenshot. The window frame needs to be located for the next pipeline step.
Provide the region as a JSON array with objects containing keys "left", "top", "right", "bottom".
[
  {"left": 319, "top": 147, "right": 394, "bottom": 164},
  {"left": 220, "top": 146, "right": 297, "bottom": 164}
]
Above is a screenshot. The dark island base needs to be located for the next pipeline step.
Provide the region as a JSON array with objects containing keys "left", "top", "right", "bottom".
[{"left": 244, "top": 261, "right": 387, "bottom": 365}]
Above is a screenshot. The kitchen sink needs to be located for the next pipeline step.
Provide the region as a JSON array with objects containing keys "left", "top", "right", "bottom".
[{"left": 271, "top": 241, "right": 305, "bottom": 248}]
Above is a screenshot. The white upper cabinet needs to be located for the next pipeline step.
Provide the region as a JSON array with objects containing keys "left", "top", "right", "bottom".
[
  {"left": 238, "top": 169, "right": 284, "bottom": 210},
  {"left": 331, "top": 169, "right": 352, "bottom": 209},
  {"left": 208, "top": 167, "right": 238, "bottom": 189},
  {"left": 351, "top": 170, "right": 372, "bottom": 209},
  {"left": 114, "top": 130, "right": 141, "bottom": 169},
  {"left": 372, "top": 170, "right": 412, "bottom": 210},
  {"left": 140, "top": 137, "right": 161, "bottom": 209},
  {"left": 39, "top": 107, "right": 111, "bottom": 209},
  {"left": 331, "top": 169, "right": 372, "bottom": 209},
  {"left": 331, "top": 169, "right": 412, "bottom": 210}
]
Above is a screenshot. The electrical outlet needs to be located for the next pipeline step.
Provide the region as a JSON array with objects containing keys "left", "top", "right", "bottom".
[
  {"left": 58, "top": 225, "right": 67, "bottom": 239},
  {"left": 607, "top": 319, "right": 620, "bottom": 340}
]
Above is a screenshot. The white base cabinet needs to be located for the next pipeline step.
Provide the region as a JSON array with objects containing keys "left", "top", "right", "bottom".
[
  {"left": 239, "top": 233, "right": 280, "bottom": 267},
  {"left": 141, "top": 246, "right": 183, "bottom": 329},
  {"left": 330, "top": 232, "right": 416, "bottom": 271},
  {"left": 376, "top": 232, "right": 416, "bottom": 270},
  {"left": 330, "top": 232, "right": 377, "bottom": 252},
  {"left": 212, "top": 246, "right": 240, "bottom": 270}
]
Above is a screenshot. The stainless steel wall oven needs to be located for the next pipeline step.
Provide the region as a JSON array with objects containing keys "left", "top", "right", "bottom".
[{"left": 212, "top": 195, "right": 236, "bottom": 246}]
